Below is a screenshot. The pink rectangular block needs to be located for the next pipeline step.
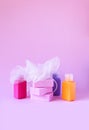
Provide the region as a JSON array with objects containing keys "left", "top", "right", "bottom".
[
  {"left": 30, "top": 92, "right": 53, "bottom": 102},
  {"left": 30, "top": 87, "right": 52, "bottom": 96},
  {"left": 34, "top": 79, "right": 53, "bottom": 88}
]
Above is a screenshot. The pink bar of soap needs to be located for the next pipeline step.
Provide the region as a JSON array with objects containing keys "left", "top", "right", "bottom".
[
  {"left": 30, "top": 92, "right": 53, "bottom": 102},
  {"left": 30, "top": 87, "right": 52, "bottom": 96},
  {"left": 14, "top": 80, "right": 27, "bottom": 99},
  {"left": 34, "top": 79, "right": 53, "bottom": 88}
]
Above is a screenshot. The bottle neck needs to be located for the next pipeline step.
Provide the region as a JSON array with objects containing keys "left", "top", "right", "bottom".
[{"left": 65, "top": 73, "right": 74, "bottom": 81}]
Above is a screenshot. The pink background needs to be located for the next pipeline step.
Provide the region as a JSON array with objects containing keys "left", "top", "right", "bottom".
[{"left": 0, "top": 0, "right": 89, "bottom": 129}]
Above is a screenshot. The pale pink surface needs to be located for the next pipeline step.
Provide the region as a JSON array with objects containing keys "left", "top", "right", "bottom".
[
  {"left": 0, "top": 0, "right": 89, "bottom": 129},
  {"left": 1, "top": 95, "right": 89, "bottom": 130}
]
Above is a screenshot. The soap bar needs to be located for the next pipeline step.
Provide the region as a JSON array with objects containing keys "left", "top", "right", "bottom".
[
  {"left": 34, "top": 79, "right": 53, "bottom": 88},
  {"left": 30, "top": 92, "right": 53, "bottom": 102},
  {"left": 30, "top": 87, "right": 52, "bottom": 96},
  {"left": 14, "top": 80, "right": 27, "bottom": 99},
  {"left": 52, "top": 74, "right": 61, "bottom": 96},
  {"left": 62, "top": 81, "right": 76, "bottom": 101}
]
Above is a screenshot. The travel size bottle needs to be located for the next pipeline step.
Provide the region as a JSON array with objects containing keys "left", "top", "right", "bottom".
[
  {"left": 52, "top": 74, "right": 61, "bottom": 96},
  {"left": 14, "top": 77, "right": 27, "bottom": 99},
  {"left": 62, "top": 74, "right": 76, "bottom": 101}
]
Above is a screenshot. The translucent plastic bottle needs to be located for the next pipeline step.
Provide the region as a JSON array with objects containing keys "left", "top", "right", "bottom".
[
  {"left": 52, "top": 74, "right": 61, "bottom": 96},
  {"left": 14, "top": 78, "right": 27, "bottom": 99},
  {"left": 62, "top": 74, "right": 76, "bottom": 101}
]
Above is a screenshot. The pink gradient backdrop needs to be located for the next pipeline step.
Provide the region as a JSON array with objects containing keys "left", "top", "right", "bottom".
[
  {"left": 0, "top": 0, "right": 89, "bottom": 98},
  {"left": 0, "top": 0, "right": 89, "bottom": 97},
  {"left": 1, "top": 0, "right": 89, "bottom": 130}
]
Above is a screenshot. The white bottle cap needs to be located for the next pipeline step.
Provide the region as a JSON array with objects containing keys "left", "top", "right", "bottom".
[{"left": 65, "top": 73, "right": 73, "bottom": 81}]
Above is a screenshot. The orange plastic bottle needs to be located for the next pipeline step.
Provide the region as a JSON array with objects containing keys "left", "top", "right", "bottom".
[{"left": 62, "top": 74, "right": 76, "bottom": 101}]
